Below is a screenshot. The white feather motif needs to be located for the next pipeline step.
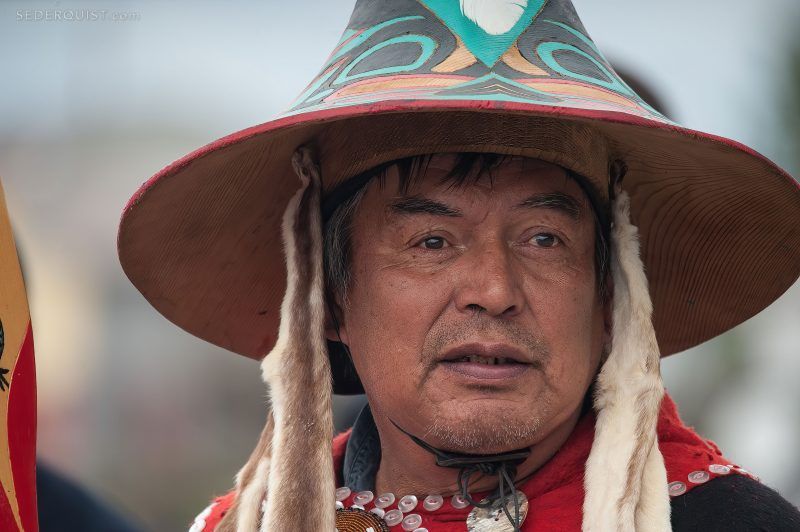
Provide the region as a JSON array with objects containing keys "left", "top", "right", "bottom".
[{"left": 459, "top": 0, "right": 528, "bottom": 35}]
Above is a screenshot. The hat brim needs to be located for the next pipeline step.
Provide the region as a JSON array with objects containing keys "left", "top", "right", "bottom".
[{"left": 118, "top": 99, "right": 800, "bottom": 372}]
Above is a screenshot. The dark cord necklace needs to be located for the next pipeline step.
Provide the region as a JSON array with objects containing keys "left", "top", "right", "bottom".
[{"left": 391, "top": 420, "right": 530, "bottom": 531}]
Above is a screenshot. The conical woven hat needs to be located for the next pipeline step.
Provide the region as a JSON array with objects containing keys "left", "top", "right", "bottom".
[{"left": 118, "top": 0, "right": 800, "bottom": 371}]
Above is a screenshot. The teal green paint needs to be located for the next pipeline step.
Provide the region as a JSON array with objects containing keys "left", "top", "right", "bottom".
[
  {"left": 334, "top": 34, "right": 437, "bottom": 84},
  {"left": 289, "top": 72, "right": 557, "bottom": 114},
  {"left": 293, "top": 66, "right": 340, "bottom": 107},
  {"left": 541, "top": 19, "right": 665, "bottom": 117},
  {"left": 303, "top": 88, "right": 334, "bottom": 105},
  {"left": 543, "top": 19, "right": 600, "bottom": 54},
  {"left": 419, "top": 0, "right": 546, "bottom": 67},
  {"left": 537, "top": 41, "right": 634, "bottom": 96},
  {"left": 541, "top": 19, "right": 629, "bottom": 94},
  {"left": 427, "top": 91, "right": 553, "bottom": 104},
  {"left": 330, "top": 15, "right": 424, "bottom": 61},
  {"left": 290, "top": 90, "right": 555, "bottom": 111},
  {"left": 335, "top": 28, "right": 358, "bottom": 48}
]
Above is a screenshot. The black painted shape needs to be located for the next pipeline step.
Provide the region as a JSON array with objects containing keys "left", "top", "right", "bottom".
[{"left": 0, "top": 318, "right": 8, "bottom": 391}]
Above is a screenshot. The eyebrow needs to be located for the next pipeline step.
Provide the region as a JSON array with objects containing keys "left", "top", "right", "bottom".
[
  {"left": 389, "top": 196, "right": 461, "bottom": 217},
  {"left": 388, "top": 192, "right": 582, "bottom": 220},
  {"left": 515, "top": 192, "right": 582, "bottom": 220}
]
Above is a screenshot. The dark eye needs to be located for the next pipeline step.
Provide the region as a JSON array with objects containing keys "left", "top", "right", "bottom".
[
  {"left": 418, "top": 236, "right": 446, "bottom": 250},
  {"left": 530, "top": 233, "right": 560, "bottom": 248}
]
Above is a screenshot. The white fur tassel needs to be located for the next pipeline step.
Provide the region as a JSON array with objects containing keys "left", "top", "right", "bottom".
[
  {"left": 582, "top": 188, "right": 671, "bottom": 532},
  {"left": 228, "top": 147, "right": 336, "bottom": 532},
  {"left": 228, "top": 414, "right": 274, "bottom": 532},
  {"left": 459, "top": 0, "right": 528, "bottom": 35}
]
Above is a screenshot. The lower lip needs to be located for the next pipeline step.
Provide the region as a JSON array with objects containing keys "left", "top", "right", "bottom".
[{"left": 437, "top": 361, "right": 532, "bottom": 380}]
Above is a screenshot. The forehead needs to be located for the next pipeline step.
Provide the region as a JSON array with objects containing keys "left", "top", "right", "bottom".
[{"left": 365, "top": 153, "right": 584, "bottom": 204}]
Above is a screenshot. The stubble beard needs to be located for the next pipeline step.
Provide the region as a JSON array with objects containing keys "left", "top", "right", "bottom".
[
  {"left": 422, "top": 399, "right": 549, "bottom": 454},
  {"left": 417, "top": 316, "right": 553, "bottom": 453}
]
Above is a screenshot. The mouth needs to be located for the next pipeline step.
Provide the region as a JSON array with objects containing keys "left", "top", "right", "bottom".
[
  {"left": 448, "top": 355, "right": 525, "bottom": 365},
  {"left": 436, "top": 343, "right": 536, "bottom": 381}
]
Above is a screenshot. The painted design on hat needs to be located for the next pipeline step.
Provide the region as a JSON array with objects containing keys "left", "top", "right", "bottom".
[
  {"left": 284, "top": 0, "right": 667, "bottom": 122},
  {"left": 422, "top": 0, "right": 547, "bottom": 64}
]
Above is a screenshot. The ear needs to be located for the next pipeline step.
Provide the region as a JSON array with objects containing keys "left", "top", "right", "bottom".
[{"left": 324, "top": 295, "right": 350, "bottom": 346}]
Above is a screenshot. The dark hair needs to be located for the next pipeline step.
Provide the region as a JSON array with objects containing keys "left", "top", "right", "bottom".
[{"left": 322, "top": 153, "right": 611, "bottom": 311}]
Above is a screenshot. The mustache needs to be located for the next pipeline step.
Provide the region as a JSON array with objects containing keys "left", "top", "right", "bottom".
[{"left": 421, "top": 316, "right": 550, "bottom": 368}]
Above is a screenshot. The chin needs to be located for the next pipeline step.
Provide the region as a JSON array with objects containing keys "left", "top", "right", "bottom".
[{"left": 423, "top": 403, "right": 545, "bottom": 455}]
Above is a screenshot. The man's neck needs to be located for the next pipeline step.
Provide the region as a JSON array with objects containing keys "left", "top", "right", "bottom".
[{"left": 372, "top": 405, "right": 585, "bottom": 498}]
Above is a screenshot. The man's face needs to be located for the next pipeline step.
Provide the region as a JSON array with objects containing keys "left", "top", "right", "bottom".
[{"left": 330, "top": 154, "right": 608, "bottom": 454}]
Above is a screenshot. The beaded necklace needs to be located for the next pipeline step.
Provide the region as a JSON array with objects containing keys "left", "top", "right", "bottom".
[{"left": 334, "top": 485, "right": 528, "bottom": 532}]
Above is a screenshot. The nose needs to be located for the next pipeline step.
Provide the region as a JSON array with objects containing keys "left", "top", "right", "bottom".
[{"left": 453, "top": 240, "right": 526, "bottom": 318}]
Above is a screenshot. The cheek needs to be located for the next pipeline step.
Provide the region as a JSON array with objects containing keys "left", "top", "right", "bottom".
[
  {"left": 522, "top": 258, "right": 599, "bottom": 387},
  {"left": 343, "top": 256, "right": 450, "bottom": 392},
  {"left": 525, "top": 254, "right": 593, "bottom": 313}
]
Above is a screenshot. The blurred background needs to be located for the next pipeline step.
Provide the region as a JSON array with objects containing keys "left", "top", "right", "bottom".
[{"left": 1, "top": 0, "right": 799, "bottom": 529}]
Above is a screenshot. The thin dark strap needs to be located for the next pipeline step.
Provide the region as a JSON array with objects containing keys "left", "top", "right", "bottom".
[
  {"left": 390, "top": 420, "right": 530, "bottom": 468},
  {"left": 390, "top": 419, "right": 529, "bottom": 531}
]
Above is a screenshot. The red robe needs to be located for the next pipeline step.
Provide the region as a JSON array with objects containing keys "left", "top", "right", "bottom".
[{"left": 192, "top": 394, "right": 755, "bottom": 531}]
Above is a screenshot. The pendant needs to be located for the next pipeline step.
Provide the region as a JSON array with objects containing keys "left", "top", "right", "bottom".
[
  {"left": 466, "top": 491, "right": 528, "bottom": 531},
  {"left": 335, "top": 507, "right": 389, "bottom": 532}
]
